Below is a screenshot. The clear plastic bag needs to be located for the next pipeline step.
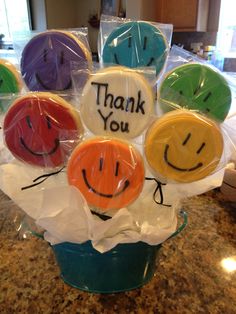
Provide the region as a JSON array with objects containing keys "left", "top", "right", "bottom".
[
  {"left": 13, "top": 28, "right": 92, "bottom": 92},
  {"left": 0, "top": 59, "right": 23, "bottom": 113},
  {"left": 3, "top": 92, "right": 84, "bottom": 169},
  {"left": 144, "top": 109, "right": 229, "bottom": 183},
  {"left": 76, "top": 65, "right": 156, "bottom": 140},
  {"left": 157, "top": 45, "right": 233, "bottom": 122},
  {"left": 98, "top": 15, "right": 173, "bottom": 79},
  {"left": 67, "top": 136, "right": 145, "bottom": 211}
]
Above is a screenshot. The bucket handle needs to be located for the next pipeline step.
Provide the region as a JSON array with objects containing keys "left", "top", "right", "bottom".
[{"left": 168, "top": 210, "right": 187, "bottom": 240}]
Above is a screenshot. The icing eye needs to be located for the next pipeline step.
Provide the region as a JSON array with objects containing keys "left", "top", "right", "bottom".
[
  {"left": 143, "top": 37, "right": 147, "bottom": 50},
  {"left": 26, "top": 116, "right": 32, "bottom": 129},
  {"left": 99, "top": 158, "right": 103, "bottom": 171},
  {"left": 147, "top": 58, "right": 154, "bottom": 66},
  {"left": 60, "top": 51, "right": 64, "bottom": 65},
  {"left": 114, "top": 53, "right": 119, "bottom": 64},
  {"left": 128, "top": 34, "right": 132, "bottom": 48},
  {"left": 0, "top": 78, "right": 3, "bottom": 86},
  {"left": 203, "top": 92, "right": 212, "bottom": 102},
  {"left": 194, "top": 85, "right": 201, "bottom": 95},
  {"left": 196, "top": 142, "right": 205, "bottom": 154},
  {"left": 115, "top": 161, "right": 119, "bottom": 176},
  {"left": 46, "top": 116, "right": 51, "bottom": 129},
  {"left": 205, "top": 108, "right": 210, "bottom": 112},
  {"left": 43, "top": 49, "right": 47, "bottom": 62},
  {"left": 182, "top": 133, "right": 191, "bottom": 146},
  {"left": 179, "top": 90, "right": 183, "bottom": 95}
]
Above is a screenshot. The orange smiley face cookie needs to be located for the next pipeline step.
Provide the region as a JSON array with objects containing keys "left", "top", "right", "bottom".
[
  {"left": 145, "top": 111, "right": 224, "bottom": 183},
  {"left": 67, "top": 137, "right": 145, "bottom": 210}
]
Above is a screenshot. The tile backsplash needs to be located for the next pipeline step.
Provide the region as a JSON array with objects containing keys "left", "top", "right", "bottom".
[
  {"left": 172, "top": 31, "right": 217, "bottom": 51},
  {"left": 223, "top": 58, "right": 236, "bottom": 72},
  {"left": 172, "top": 31, "right": 236, "bottom": 72}
]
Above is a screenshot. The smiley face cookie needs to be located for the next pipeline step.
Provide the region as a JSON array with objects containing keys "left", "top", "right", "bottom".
[
  {"left": 145, "top": 111, "right": 224, "bottom": 183},
  {"left": 0, "top": 59, "right": 22, "bottom": 112},
  {"left": 3, "top": 92, "right": 83, "bottom": 168},
  {"left": 0, "top": 59, "right": 22, "bottom": 93},
  {"left": 80, "top": 66, "right": 154, "bottom": 139},
  {"left": 158, "top": 63, "right": 231, "bottom": 121},
  {"left": 21, "top": 30, "right": 92, "bottom": 91},
  {"left": 67, "top": 137, "right": 145, "bottom": 210},
  {"left": 102, "top": 21, "right": 168, "bottom": 76}
]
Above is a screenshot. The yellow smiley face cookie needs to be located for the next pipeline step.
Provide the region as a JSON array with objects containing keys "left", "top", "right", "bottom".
[{"left": 145, "top": 111, "right": 224, "bottom": 183}]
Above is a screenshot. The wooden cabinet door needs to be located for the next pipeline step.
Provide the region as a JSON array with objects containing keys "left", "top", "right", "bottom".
[{"left": 156, "top": 0, "right": 208, "bottom": 31}]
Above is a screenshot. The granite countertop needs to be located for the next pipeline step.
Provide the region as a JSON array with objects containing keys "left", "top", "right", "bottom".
[{"left": 0, "top": 189, "right": 236, "bottom": 313}]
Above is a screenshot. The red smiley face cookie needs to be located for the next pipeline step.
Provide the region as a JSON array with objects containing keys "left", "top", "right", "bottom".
[
  {"left": 3, "top": 92, "right": 83, "bottom": 168},
  {"left": 67, "top": 137, "right": 145, "bottom": 210}
]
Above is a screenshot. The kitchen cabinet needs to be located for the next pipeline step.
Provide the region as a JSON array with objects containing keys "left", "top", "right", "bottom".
[{"left": 156, "top": 0, "right": 209, "bottom": 32}]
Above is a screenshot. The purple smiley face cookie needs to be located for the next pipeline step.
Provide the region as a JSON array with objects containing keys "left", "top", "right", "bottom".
[{"left": 21, "top": 31, "right": 91, "bottom": 91}]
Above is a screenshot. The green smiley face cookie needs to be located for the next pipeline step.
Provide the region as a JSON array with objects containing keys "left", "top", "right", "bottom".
[
  {"left": 158, "top": 63, "right": 232, "bottom": 121},
  {"left": 0, "top": 59, "right": 21, "bottom": 112}
]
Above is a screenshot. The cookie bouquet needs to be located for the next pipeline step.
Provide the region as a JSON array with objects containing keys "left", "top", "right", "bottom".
[{"left": 0, "top": 16, "right": 235, "bottom": 293}]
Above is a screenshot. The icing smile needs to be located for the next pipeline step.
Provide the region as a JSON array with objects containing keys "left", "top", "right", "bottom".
[
  {"left": 82, "top": 169, "right": 130, "bottom": 198},
  {"left": 35, "top": 73, "right": 72, "bottom": 90},
  {"left": 20, "top": 137, "right": 60, "bottom": 156},
  {"left": 114, "top": 53, "right": 155, "bottom": 67},
  {"left": 164, "top": 144, "right": 203, "bottom": 172}
]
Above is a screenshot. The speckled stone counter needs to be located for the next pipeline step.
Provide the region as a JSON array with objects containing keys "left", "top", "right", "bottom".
[{"left": 0, "top": 189, "right": 235, "bottom": 314}]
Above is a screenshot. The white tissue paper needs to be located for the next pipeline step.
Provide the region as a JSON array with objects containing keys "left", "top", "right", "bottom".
[
  {"left": 0, "top": 158, "right": 225, "bottom": 253},
  {"left": 0, "top": 114, "right": 13, "bottom": 165},
  {"left": 223, "top": 113, "right": 236, "bottom": 162}
]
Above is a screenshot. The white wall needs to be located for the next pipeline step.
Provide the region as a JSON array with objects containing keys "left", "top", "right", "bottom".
[
  {"left": 126, "top": 0, "right": 142, "bottom": 19},
  {"left": 76, "top": 0, "right": 100, "bottom": 53},
  {"left": 30, "top": 0, "right": 47, "bottom": 30},
  {"left": 126, "top": 0, "right": 158, "bottom": 21},
  {"left": 45, "top": 0, "right": 78, "bottom": 29}
]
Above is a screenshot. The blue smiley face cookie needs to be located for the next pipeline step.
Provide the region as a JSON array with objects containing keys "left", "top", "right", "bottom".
[{"left": 102, "top": 21, "right": 168, "bottom": 76}]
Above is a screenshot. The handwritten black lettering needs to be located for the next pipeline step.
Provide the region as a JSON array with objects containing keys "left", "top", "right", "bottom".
[
  {"left": 136, "top": 91, "right": 145, "bottom": 115},
  {"left": 91, "top": 82, "right": 107, "bottom": 105},
  {"left": 125, "top": 97, "right": 135, "bottom": 113},
  {"left": 97, "top": 109, "right": 113, "bottom": 130},
  {"left": 120, "top": 121, "right": 129, "bottom": 133},
  {"left": 105, "top": 90, "right": 114, "bottom": 109},
  {"left": 110, "top": 120, "right": 120, "bottom": 132},
  {"left": 114, "top": 96, "right": 125, "bottom": 110},
  {"left": 91, "top": 82, "right": 146, "bottom": 115},
  {"left": 97, "top": 109, "right": 130, "bottom": 133}
]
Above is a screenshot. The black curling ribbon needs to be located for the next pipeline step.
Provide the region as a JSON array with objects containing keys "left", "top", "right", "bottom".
[
  {"left": 21, "top": 166, "right": 65, "bottom": 191},
  {"left": 145, "top": 177, "right": 172, "bottom": 207}
]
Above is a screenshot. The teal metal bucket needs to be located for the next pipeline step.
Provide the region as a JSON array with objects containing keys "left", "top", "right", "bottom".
[{"left": 51, "top": 211, "right": 187, "bottom": 293}]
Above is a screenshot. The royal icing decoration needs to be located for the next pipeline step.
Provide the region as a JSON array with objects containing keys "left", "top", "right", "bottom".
[{"left": 80, "top": 67, "right": 154, "bottom": 139}]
